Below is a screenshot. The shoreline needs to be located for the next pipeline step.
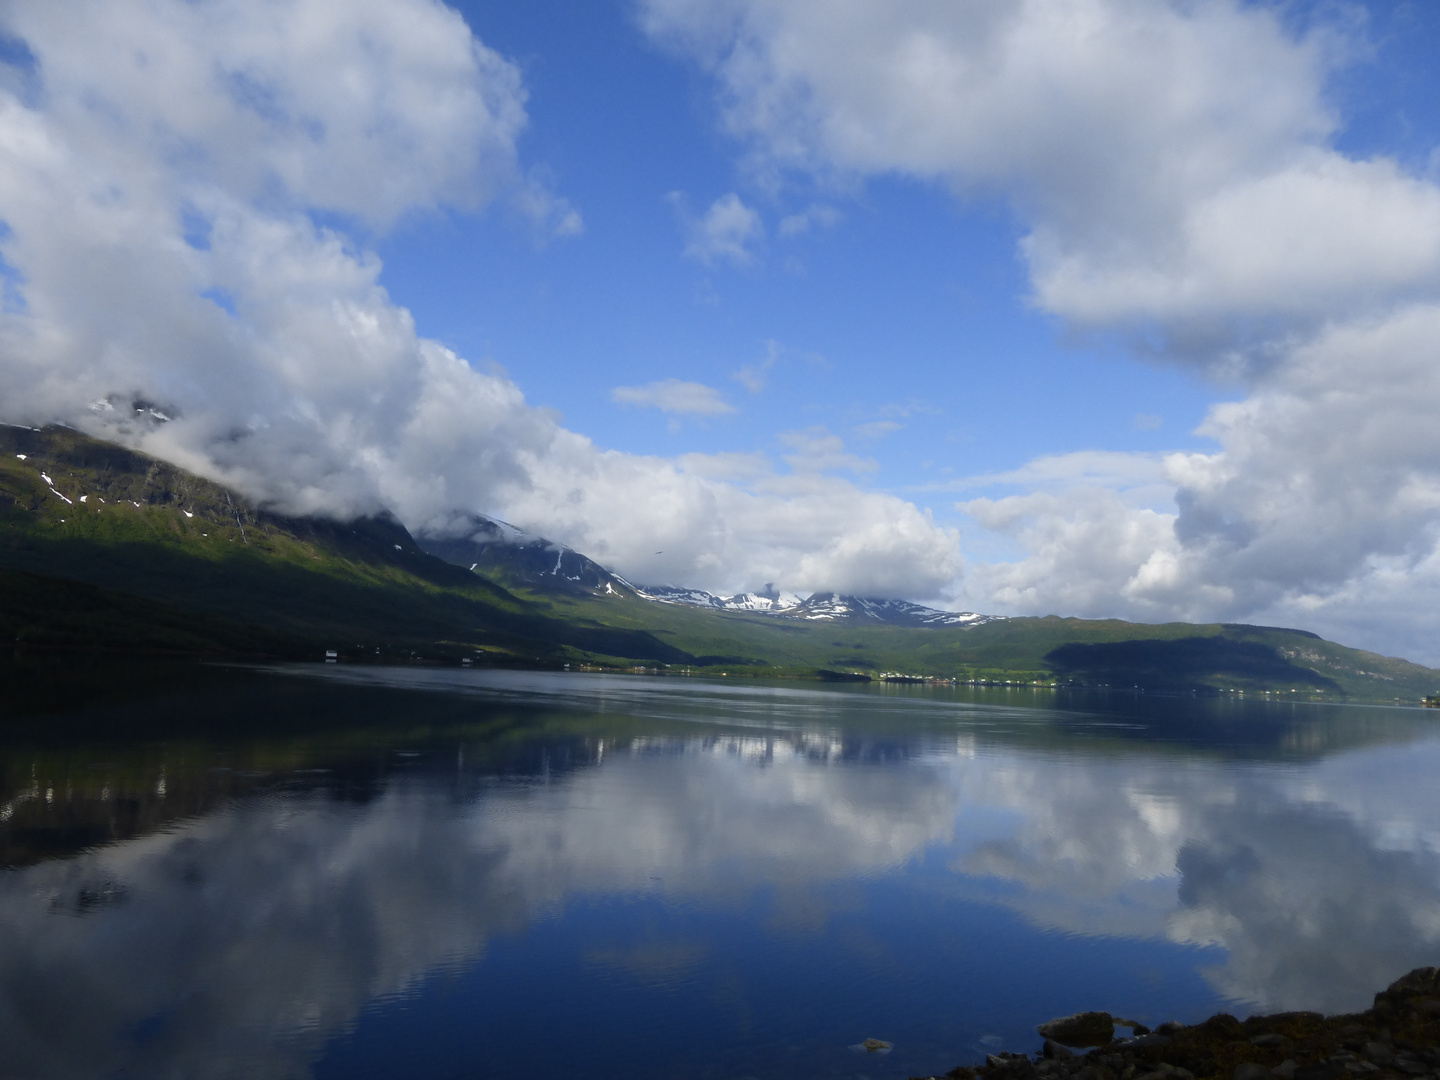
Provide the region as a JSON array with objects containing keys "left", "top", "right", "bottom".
[{"left": 914, "top": 969, "right": 1440, "bottom": 1080}]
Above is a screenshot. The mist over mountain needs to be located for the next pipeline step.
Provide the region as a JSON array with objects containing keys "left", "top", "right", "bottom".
[{"left": 415, "top": 513, "right": 997, "bottom": 627}]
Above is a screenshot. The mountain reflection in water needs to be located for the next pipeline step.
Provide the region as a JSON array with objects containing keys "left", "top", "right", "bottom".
[{"left": 2, "top": 662, "right": 1439, "bottom": 1080}]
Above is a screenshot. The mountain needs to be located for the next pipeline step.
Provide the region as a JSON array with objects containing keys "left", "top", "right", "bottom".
[
  {"left": 415, "top": 515, "right": 629, "bottom": 598},
  {"left": 3, "top": 424, "right": 1438, "bottom": 701},
  {"left": 632, "top": 582, "right": 806, "bottom": 612},
  {"left": 415, "top": 520, "right": 999, "bottom": 628},
  {"left": 0, "top": 424, "right": 692, "bottom": 666},
  {"left": 633, "top": 583, "right": 999, "bottom": 626}
]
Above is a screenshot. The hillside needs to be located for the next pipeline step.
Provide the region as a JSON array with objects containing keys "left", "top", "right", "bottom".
[
  {"left": 2, "top": 424, "right": 1437, "bottom": 701},
  {"left": 0, "top": 425, "right": 692, "bottom": 666},
  {"left": 497, "top": 581, "right": 1440, "bottom": 700}
]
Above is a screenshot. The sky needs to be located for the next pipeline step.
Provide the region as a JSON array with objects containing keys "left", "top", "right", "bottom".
[{"left": 2, "top": 0, "right": 1440, "bottom": 660}]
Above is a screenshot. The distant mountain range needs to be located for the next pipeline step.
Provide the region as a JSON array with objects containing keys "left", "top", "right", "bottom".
[
  {"left": 415, "top": 514, "right": 1000, "bottom": 628},
  {"left": 3, "top": 424, "right": 1438, "bottom": 700}
]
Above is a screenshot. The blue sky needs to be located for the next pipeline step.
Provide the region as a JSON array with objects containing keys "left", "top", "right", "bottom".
[
  {"left": 5, "top": 0, "right": 1440, "bottom": 659},
  {"left": 376, "top": 0, "right": 1219, "bottom": 494}
]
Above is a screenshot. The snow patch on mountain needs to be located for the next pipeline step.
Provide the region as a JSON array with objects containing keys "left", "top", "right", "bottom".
[
  {"left": 632, "top": 583, "right": 1001, "bottom": 628},
  {"left": 418, "top": 513, "right": 1001, "bottom": 627}
]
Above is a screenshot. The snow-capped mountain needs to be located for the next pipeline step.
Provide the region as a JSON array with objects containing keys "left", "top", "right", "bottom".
[
  {"left": 633, "top": 583, "right": 1000, "bottom": 627},
  {"left": 633, "top": 583, "right": 806, "bottom": 613},
  {"left": 419, "top": 515, "right": 1000, "bottom": 628},
  {"left": 788, "top": 593, "right": 1000, "bottom": 627}
]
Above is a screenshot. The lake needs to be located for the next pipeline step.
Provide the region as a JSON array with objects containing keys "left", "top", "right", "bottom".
[{"left": 3, "top": 661, "right": 1439, "bottom": 1079}]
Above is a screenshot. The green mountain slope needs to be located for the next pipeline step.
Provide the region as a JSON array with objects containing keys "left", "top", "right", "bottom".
[
  {"left": 0, "top": 425, "right": 689, "bottom": 665},
  {"left": 2, "top": 424, "right": 1436, "bottom": 701},
  {"left": 498, "top": 583, "right": 1439, "bottom": 700}
]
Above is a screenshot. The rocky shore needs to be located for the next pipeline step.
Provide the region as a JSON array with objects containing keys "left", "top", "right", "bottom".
[{"left": 913, "top": 968, "right": 1440, "bottom": 1080}]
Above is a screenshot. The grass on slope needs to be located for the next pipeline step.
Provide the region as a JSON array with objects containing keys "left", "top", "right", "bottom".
[
  {"left": 498, "top": 578, "right": 1440, "bottom": 700},
  {"left": 0, "top": 426, "right": 687, "bottom": 664}
]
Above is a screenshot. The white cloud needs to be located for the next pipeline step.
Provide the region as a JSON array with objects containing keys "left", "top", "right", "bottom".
[
  {"left": 0, "top": 0, "right": 963, "bottom": 604},
  {"left": 949, "top": 305, "right": 1440, "bottom": 659},
  {"left": 481, "top": 444, "right": 960, "bottom": 598},
  {"left": 953, "top": 449, "right": 1171, "bottom": 498},
  {"left": 778, "top": 202, "right": 840, "bottom": 236},
  {"left": 671, "top": 190, "right": 764, "bottom": 265},
  {"left": 733, "top": 338, "right": 779, "bottom": 392},
  {"left": 639, "top": 0, "right": 1440, "bottom": 657},
  {"left": 852, "top": 419, "right": 901, "bottom": 441},
  {"left": 639, "top": 0, "right": 1437, "bottom": 351},
  {"left": 611, "top": 378, "right": 736, "bottom": 415},
  {"left": 777, "top": 426, "right": 876, "bottom": 475}
]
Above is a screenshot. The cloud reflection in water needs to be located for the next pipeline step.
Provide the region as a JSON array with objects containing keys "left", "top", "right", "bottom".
[{"left": 1, "top": 676, "right": 1439, "bottom": 1078}]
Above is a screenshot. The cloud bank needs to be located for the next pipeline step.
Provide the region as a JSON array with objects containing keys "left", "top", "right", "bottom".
[
  {"left": 639, "top": 0, "right": 1440, "bottom": 659},
  {"left": 0, "top": 0, "right": 959, "bottom": 600}
]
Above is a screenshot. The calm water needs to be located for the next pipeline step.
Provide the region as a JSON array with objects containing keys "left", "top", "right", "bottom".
[{"left": 3, "top": 662, "right": 1440, "bottom": 1080}]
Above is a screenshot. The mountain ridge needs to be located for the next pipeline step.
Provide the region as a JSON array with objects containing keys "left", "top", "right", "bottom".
[
  {"left": 2, "top": 425, "right": 1437, "bottom": 701},
  {"left": 414, "top": 513, "right": 1000, "bottom": 628}
]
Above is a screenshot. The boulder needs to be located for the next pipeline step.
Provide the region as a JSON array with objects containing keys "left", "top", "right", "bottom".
[
  {"left": 1376, "top": 968, "right": 1440, "bottom": 1007},
  {"left": 1036, "top": 1012, "right": 1116, "bottom": 1048}
]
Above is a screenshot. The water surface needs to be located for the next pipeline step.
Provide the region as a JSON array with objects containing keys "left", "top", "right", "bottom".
[{"left": 3, "top": 662, "right": 1439, "bottom": 1079}]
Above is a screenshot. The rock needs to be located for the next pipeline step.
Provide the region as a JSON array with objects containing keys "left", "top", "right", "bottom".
[
  {"left": 1364, "top": 1043, "right": 1395, "bottom": 1066},
  {"left": 1387, "top": 969, "right": 1440, "bottom": 998},
  {"left": 1038, "top": 1012, "right": 1116, "bottom": 1048},
  {"left": 863, "top": 1038, "right": 892, "bottom": 1052},
  {"left": 935, "top": 968, "right": 1440, "bottom": 1080}
]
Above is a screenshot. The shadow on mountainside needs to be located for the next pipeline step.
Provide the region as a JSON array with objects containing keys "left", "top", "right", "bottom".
[{"left": 1045, "top": 636, "right": 1343, "bottom": 692}]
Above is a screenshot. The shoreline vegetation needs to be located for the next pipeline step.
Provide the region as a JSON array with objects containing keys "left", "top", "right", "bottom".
[{"left": 912, "top": 968, "right": 1440, "bottom": 1080}]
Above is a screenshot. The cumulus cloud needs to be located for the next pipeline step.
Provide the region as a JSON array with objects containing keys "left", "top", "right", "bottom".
[
  {"left": 949, "top": 308, "right": 1440, "bottom": 656},
  {"left": 611, "top": 378, "right": 735, "bottom": 415},
  {"left": 0, "top": 0, "right": 962, "bottom": 603},
  {"left": 640, "top": 0, "right": 1436, "bottom": 351},
  {"left": 639, "top": 0, "right": 1440, "bottom": 657},
  {"left": 670, "top": 190, "right": 764, "bottom": 265}
]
